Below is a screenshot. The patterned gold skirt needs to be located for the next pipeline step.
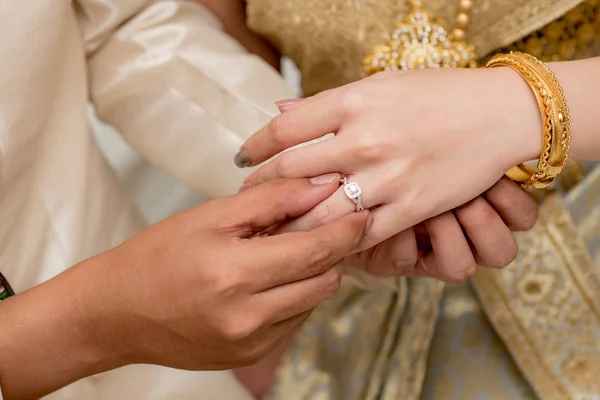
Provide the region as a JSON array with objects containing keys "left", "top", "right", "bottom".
[{"left": 266, "top": 162, "right": 600, "bottom": 400}]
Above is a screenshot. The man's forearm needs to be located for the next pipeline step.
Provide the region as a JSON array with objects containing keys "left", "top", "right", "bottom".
[
  {"left": 550, "top": 57, "right": 600, "bottom": 161},
  {"left": 0, "top": 257, "right": 123, "bottom": 400}
]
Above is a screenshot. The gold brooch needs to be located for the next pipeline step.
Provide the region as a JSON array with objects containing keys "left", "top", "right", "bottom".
[{"left": 364, "top": 2, "right": 478, "bottom": 74}]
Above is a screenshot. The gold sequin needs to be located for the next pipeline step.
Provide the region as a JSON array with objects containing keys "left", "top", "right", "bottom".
[
  {"left": 488, "top": 0, "right": 600, "bottom": 63},
  {"left": 247, "top": 0, "right": 593, "bottom": 96},
  {"left": 473, "top": 191, "right": 600, "bottom": 399}
]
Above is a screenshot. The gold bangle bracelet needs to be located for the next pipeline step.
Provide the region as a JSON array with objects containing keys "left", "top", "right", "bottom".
[{"left": 486, "top": 52, "right": 571, "bottom": 190}]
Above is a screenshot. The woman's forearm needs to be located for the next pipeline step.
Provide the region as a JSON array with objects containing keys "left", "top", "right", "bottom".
[
  {"left": 0, "top": 257, "right": 122, "bottom": 400},
  {"left": 513, "top": 57, "right": 600, "bottom": 163},
  {"left": 549, "top": 57, "right": 600, "bottom": 161}
]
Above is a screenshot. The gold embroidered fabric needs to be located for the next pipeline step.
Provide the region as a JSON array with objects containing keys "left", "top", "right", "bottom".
[
  {"left": 473, "top": 175, "right": 600, "bottom": 400},
  {"left": 266, "top": 277, "right": 445, "bottom": 400},
  {"left": 247, "top": 1, "right": 600, "bottom": 399},
  {"left": 497, "top": 0, "right": 600, "bottom": 63},
  {"left": 248, "top": 0, "right": 595, "bottom": 95}
]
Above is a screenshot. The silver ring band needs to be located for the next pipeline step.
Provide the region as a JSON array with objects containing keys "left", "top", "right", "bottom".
[{"left": 342, "top": 176, "right": 364, "bottom": 212}]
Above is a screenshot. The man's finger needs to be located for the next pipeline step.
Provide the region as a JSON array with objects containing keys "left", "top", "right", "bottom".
[
  {"left": 255, "top": 264, "right": 342, "bottom": 324},
  {"left": 455, "top": 196, "right": 518, "bottom": 268},
  {"left": 246, "top": 211, "right": 370, "bottom": 293},
  {"left": 362, "top": 228, "right": 418, "bottom": 277},
  {"left": 272, "top": 176, "right": 381, "bottom": 236},
  {"left": 484, "top": 177, "right": 538, "bottom": 231},
  {"left": 209, "top": 176, "right": 340, "bottom": 237},
  {"left": 272, "top": 186, "right": 355, "bottom": 234},
  {"left": 418, "top": 212, "right": 477, "bottom": 283}
]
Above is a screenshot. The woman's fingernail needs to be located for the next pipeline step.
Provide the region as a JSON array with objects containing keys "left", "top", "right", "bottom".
[
  {"left": 234, "top": 150, "right": 252, "bottom": 168},
  {"left": 238, "top": 183, "right": 251, "bottom": 192},
  {"left": 309, "top": 173, "right": 340, "bottom": 185}
]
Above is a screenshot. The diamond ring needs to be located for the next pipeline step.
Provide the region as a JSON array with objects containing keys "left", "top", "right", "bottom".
[{"left": 342, "top": 176, "right": 364, "bottom": 212}]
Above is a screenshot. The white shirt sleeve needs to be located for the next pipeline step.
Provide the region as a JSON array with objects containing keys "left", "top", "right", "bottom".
[{"left": 85, "top": 0, "right": 294, "bottom": 198}]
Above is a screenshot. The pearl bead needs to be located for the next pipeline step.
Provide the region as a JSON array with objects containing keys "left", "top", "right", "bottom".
[
  {"left": 460, "top": 0, "right": 473, "bottom": 9},
  {"left": 452, "top": 28, "right": 465, "bottom": 41},
  {"left": 456, "top": 12, "right": 469, "bottom": 26}
]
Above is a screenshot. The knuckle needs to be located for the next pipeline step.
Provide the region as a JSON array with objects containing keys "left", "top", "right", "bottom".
[
  {"left": 234, "top": 344, "right": 264, "bottom": 367},
  {"left": 239, "top": 348, "right": 266, "bottom": 367},
  {"left": 214, "top": 266, "right": 248, "bottom": 297},
  {"left": 250, "top": 335, "right": 280, "bottom": 362},
  {"left": 274, "top": 153, "right": 297, "bottom": 177},
  {"left": 340, "top": 89, "right": 367, "bottom": 115},
  {"left": 265, "top": 179, "right": 297, "bottom": 202},
  {"left": 320, "top": 267, "right": 342, "bottom": 297},
  {"left": 468, "top": 205, "right": 496, "bottom": 231},
  {"left": 399, "top": 185, "right": 431, "bottom": 220},
  {"left": 270, "top": 114, "right": 292, "bottom": 147},
  {"left": 490, "top": 193, "right": 513, "bottom": 211},
  {"left": 440, "top": 263, "right": 477, "bottom": 283},
  {"left": 306, "top": 244, "right": 335, "bottom": 275},
  {"left": 269, "top": 177, "right": 292, "bottom": 191},
  {"left": 310, "top": 201, "right": 337, "bottom": 227},
  {"left": 393, "top": 253, "right": 418, "bottom": 273},
  {"left": 218, "top": 313, "right": 262, "bottom": 342},
  {"left": 360, "top": 233, "right": 377, "bottom": 251},
  {"left": 354, "top": 136, "right": 387, "bottom": 162},
  {"left": 236, "top": 337, "right": 266, "bottom": 364}
]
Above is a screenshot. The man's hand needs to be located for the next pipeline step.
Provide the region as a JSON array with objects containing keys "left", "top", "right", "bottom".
[
  {"left": 345, "top": 177, "right": 538, "bottom": 281},
  {"left": 0, "top": 176, "right": 369, "bottom": 399}
]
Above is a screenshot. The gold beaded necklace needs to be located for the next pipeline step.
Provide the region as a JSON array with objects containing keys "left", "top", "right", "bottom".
[{"left": 364, "top": 0, "right": 477, "bottom": 74}]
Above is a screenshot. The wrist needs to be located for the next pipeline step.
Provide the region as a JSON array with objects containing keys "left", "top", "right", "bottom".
[
  {"left": 0, "top": 255, "right": 129, "bottom": 399},
  {"left": 547, "top": 58, "right": 600, "bottom": 161},
  {"left": 487, "top": 66, "right": 543, "bottom": 166}
]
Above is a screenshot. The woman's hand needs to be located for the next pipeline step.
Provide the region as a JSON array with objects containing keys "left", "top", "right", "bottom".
[
  {"left": 236, "top": 68, "right": 542, "bottom": 253},
  {"left": 0, "top": 177, "right": 368, "bottom": 399},
  {"left": 353, "top": 178, "right": 537, "bottom": 281},
  {"left": 272, "top": 177, "right": 537, "bottom": 282}
]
